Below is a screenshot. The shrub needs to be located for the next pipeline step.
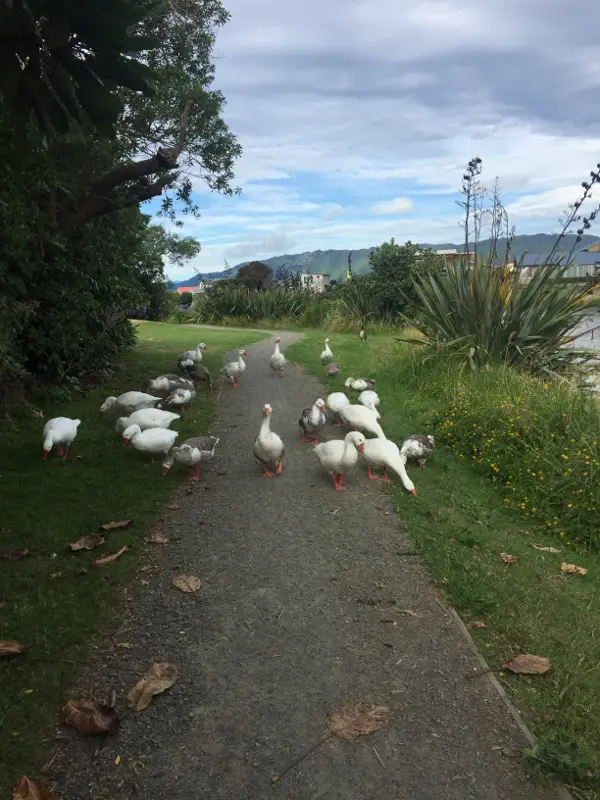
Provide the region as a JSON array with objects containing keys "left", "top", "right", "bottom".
[
  {"left": 190, "top": 284, "right": 322, "bottom": 323},
  {"left": 406, "top": 260, "right": 598, "bottom": 374}
]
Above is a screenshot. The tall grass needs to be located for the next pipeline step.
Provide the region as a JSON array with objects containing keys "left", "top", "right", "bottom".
[
  {"left": 190, "top": 285, "right": 330, "bottom": 325},
  {"left": 406, "top": 260, "right": 598, "bottom": 373}
]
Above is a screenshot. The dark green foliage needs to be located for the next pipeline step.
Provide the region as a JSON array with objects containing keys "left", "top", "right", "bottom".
[
  {"left": 178, "top": 291, "right": 194, "bottom": 309},
  {"left": 235, "top": 261, "right": 274, "bottom": 290}
]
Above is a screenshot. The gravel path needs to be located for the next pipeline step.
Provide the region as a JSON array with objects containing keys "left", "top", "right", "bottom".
[{"left": 53, "top": 334, "right": 563, "bottom": 800}]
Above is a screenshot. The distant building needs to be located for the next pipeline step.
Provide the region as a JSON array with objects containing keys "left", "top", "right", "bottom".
[
  {"left": 300, "top": 273, "right": 331, "bottom": 293},
  {"left": 175, "top": 283, "right": 207, "bottom": 295},
  {"left": 520, "top": 247, "right": 600, "bottom": 282},
  {"left": 434, "top": 248, "right": 477, "bottom": 268}
]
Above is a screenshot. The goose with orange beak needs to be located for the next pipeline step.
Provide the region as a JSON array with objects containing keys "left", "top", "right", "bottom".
[
  {"left": 314, "top": 431, "right": 365, "bottom": 491},
  {"left": 253, "top": 403, "right": 284, "bottom": 477}
]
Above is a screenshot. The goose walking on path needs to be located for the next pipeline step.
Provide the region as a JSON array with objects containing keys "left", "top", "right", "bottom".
[
  {"left": 339, "top": 404, "right": 386, "bottom": 439},
  {"left": 122, "top": 425, "right": 178, "bottom": 463},
  {"left": 320, "top": 337, "right": 334, "bottom": 363},
  {"left": 326, "top": 391, "right": 350, "bottom": 427},
  {"left": 401, "top": 434, "right": 435, "bottom": 468},
  {"left": 222, "top": 350, "right": 248, "bottom": 389},
  {"left": 162, "top": 436, "right": 219, "bottom": 481},
  {"left": 362, "top": 439, "right": 417, "bottom": 495},
  {"left": 269, "top": 336, "right": 287, "bottom": 377},
  {"left": 314, "top": 431, "right": 365, "bottom": 491},
  {"left": 298, "top": 398, "right": 327, "bottom": 444},
  {"left": 116, "top": 408, "right": 180, "bottom": 434},
  {"left": 42, "top": 417, "right": 81, "bottom": 460},
  {"left": 177, "top": 342, "right": 208, "bottom": 369},
  {"left": 100, "top": 391, "right": 162, "bottom": 414},
  {"left": 253, "top": 403, "right": 284, "bottom": 477}
]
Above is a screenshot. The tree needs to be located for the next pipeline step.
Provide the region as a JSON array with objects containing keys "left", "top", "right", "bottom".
[
  {"left": 369, "top": 239, "right": 442, "bottom": 317},
  {"left": 235, "top": 261, "right": 273, "bottom": 291},
  {"left": 0, "top": 0, "right": 158, "bottom": 139},
  {"left": 178, "top": 292, "right": 193, "bottom": 309}
]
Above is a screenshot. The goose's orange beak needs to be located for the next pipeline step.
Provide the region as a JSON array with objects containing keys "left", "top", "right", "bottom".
[
  {"left": 358, "top": 443, "right": 365, "bottom": 453},
  {"left": 162, "top": 466, "right": 169, "bottom": 476},
  {"left": 410, "top": 488, "right": 417, "bottom": 496},
  {"left": 122, "top": 438, "right": 129, "bottom": 447}
]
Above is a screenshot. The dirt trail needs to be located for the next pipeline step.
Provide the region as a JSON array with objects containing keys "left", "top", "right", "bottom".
[{"left": 55, "top": 334, "right": 564, "bottom": 800}]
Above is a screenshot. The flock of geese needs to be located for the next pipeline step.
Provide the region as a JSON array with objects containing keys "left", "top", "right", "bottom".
[{"left": 40, "top": 335, "right": 434, "bottom": 494}]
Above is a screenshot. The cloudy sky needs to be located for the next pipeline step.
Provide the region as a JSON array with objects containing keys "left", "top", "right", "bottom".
[{"left": 160, "top": 0, "right": 600, "bottom": 279}]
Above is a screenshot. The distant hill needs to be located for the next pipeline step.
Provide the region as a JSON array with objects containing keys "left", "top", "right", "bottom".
[{"left": 170, "top": 233, "right": 600, "bottom": 288}]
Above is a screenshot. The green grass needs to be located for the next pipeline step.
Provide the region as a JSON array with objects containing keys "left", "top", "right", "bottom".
[
  {"left": 0, "top": 322, "right": 266, "bottom": 796},
  {"left": 287, "top": 331, "right": 600, "bottom": 798}
]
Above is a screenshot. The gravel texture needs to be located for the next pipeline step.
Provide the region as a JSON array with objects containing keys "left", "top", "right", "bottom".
[{"left": 51, "top": 334, "right": 562, "bottom": 800}]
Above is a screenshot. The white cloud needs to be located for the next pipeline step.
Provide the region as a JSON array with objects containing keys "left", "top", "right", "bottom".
[{"left": 370, "top": 197, "right": 414, "bottom": 215}]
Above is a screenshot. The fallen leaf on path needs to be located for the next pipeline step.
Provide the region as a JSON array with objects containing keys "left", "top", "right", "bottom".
[
  {"left": 12, "top": 777, "right": 56, "bottom": 800},
  {"left": 0, "top": 640, "right": 26, "bottom": 657},
  {"left": 69, "top": 533, "right": 105, "bottom": 552},
  {"left": 374, "top": 581, "right": 387, "bottom": 589},
  {"left": 101, "top": 520, "right": 131, "bottom": 531},
  {"left": 144, "top": 530, "right": 169, "bottom": 545},
  {"left": 166, "top": 502, "right": 180, "bottom": 511},
  {"left": 561, "top": 561, "right": 587, "bottom": 576},
  {"left": 468, "top": 620, "right": 486, "bottom": 629},
  {"left": 0, "top": 547, "right": 30, "bottom": 563},
  {"left": 531, "top": 544, "right": 561, "bottom": 554},
  {"left": 93, "top": 546, "right": 129, "bottom": 567},
  {"left": 398, "top": 609, "right": 418, "bottom": 617},
  {"left": 172, "top": 574, "right": 201, "bottom": 593},
  {"left": 62, "top": 699, "right": 120, "bottom": 735},
  {"left": 500, "top": 552, "right": 517, "bottom": 565},
  {"left": 127, "top": 662, "right": 178, "bottom": 711},
  {"left": 327, "top": 701, "right": 391, "bottom": 740},
  {"left": 503, "top": 654, "right": 550, "bottom": 675}
]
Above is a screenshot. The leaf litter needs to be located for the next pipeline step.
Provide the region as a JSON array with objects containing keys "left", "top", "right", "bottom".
[
  {"left": 0, "top": 547, "right": 30, "bottom": 563},
  {"left": 101, "top": 520, "right": 132, "bottom": 530},
  {"left": 503, "top": 654, "right": 551, "bottom": 675},
  {"left": 69, "top": 533, "right": 105, "bottom": 552},
  {"left": 500, "top": 552, "right": 517, "bottom": 565},
  {"left": 561, "top": 561, "right": 587, "bottom": 576},
  {"left": 172, "top": 574, "right": 201, "bottom": 593},
  {"left": 127, "top": 662, "right": 178, "bottom": 711},
  {"left": 62, "top": 699, "right": 120, "bottom": 736},
  {"left": 144, "top": 530, "right": 169, "bottom": 545},
  {"left": 0, "top": 640, "right": 26, "bottom": 657},
  {"left": 93, "top": 545, "right": 130, "bottom": 567},
  {"left": 12, "top": 777, "right": 56, "bottom": 800},
  {"left": 530, "top": 544, "right": 561, "bottom": 554},
  {"left": 272, "top": 701, "right": 391, "bottom": 783}
]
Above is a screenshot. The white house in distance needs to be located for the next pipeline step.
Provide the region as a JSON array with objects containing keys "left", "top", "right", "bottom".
[
  {"left": 176, "top": 282, "right": 207, "bottom": 295},
  {"left": 300, "top": 272, "right": 331, "bottom": 293}
]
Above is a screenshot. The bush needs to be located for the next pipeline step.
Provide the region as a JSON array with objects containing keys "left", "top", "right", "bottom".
[
  {"left": 420, "top": 362, "right": 600, "bottom": 550},
  {"left": 407, "top": 258, "right": 597, "bottom": 374},
  {"left": 190, "top": 284, "right": 323, "bottom": 323}
]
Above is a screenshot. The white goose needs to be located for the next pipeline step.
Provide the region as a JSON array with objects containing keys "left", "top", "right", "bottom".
[
  {"left": 177, "top": 342, "right": 208, "bottom": 367},
  {"left": 298, "top": 398, "right": 327, "bottom": 444},
  {"left": 338, "top": 404, "right": 386, "bottom": 439},
  {"left": 358, "top": 389, "right": 381, "bottom": 417},
  {"left": 157, "top": 386, "right": 196, "bottom": 413},
  {"left": 314, "top": 431, "right": 365, "bottom": 491},
  {"left": 222, "top": 349, "right": 248, "bottom": 389},
  {"left": 253, "top": 403, "right": 284, "bottom": 477},
  {"left": 320, "top": 337, "right": 334, "bottom": 363},
  {"left": 100, "top": 391, "right": 161, "bottom": 414},
  {"left": 122, "top": 424, "right": 178, "bottom": 463},
  {"left": 326, "top": 391, "right": 350, "bottom": 427},
  {"left": 401, "top": 434, "right": 435, "bottom": 468},
  {"left": 42, "top": 417, "right": 81, "bottom": 460},
  {"left": 269, "top": 336, "right": 287, "bottom": 377},
  {"left": 147, "top": 374, "right": 194, "bottom": 396},
  {"left": 115, "top": 408, "right": 180, "bottom": 434},
  {"left": 345, "top": 377, "right": 376, "bottom": 392},
  {"left": 362, "top": 439, "right": 417, "bottom": 495},
  {"left": 162, "top": 435, "right": 220, "bottom": 481}
]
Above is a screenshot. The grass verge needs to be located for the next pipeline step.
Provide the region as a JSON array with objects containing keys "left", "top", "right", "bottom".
[
  {"left": 287, "top": 330, "right": 600, "bottom": 798},
  {"left": 0, "top": 322, "right": 266, "bottom": 796}
]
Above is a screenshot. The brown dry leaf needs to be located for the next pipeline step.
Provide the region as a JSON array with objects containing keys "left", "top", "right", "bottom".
[
  {"left": 327, "top": 702, "right": 391, "bottom": 740},
  {"left": 374, "top": 581, "right": 387, "bottom": 589},
  {"left": 93, "top": 546, "right": 129, "bottom": 567},
  {"left": 172, "top": 574, "right": 201, "bottom": 593},
  {"left": 62, "top": 699, "right": 120, "bottom": 736},
  {"left": 0, "top": 547, "right": 30, "bottom": 563},
  {"left": 561, "top": 561, "right": 587, "bottom": 576},
  {"left": 500, "top": 552, "right": 517, "bottom": 565},
  {"left": 0, "top": 640, "right": 26, "bottom": 657},
  {"left": 127, "top": 662, "right": 178, "bottom": 712},
  {"left": 69, "top": 533, "right": 105, "bottom": 552},
  {"left": 531, "top": 544, "right": 561, "bottom": 554},
  {"left": 166, "top": 502, "right": 180, "bottom": 511},
  {"left": 503, "top": 653, "right": 551, "bottom": 675},
  {"left": 468, "top": 620, "right": 486, "bottom": 629},
  {"left": 101, "top": 520, "right": 132, "bottom": 531},
  {"left": 144, "top": 530, "right": 169, "bottom": 545},
  {"left": 12, "top": 776, "right": 56, "bottom": 800}
]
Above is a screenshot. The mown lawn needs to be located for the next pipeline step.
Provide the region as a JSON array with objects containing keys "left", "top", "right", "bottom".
[
  {"left": 287, "top": 331, "right": 600, "bottom": 797},
  {"left": 0, "top": 322, "right": 266, "bottom": 797}
]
